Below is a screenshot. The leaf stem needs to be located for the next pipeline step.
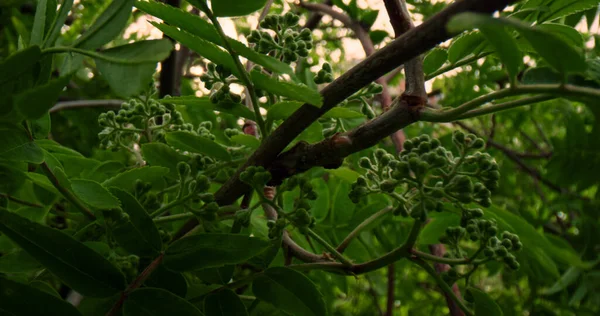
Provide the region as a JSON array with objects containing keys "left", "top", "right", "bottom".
[
  {"left": 40, "top": 162, "right": 96, "bottom": 220},
  {"left": 305, "top": 228, "right": 354, "bottom": 266},
  {"left": 0, "top": 193, "right": 44, "bottom": 208},
  {"left": 421, "top": 84, "right": 600, "bottom": 122},
  {"left": 336, "top": 206, "right": 394, "bottom": 253},
  {"left": 425, "top": 52, "right": 491, "bottom": 81},
  {"left": 204, "top": 10, "right": 268, "bottom": 138},
  {"left": 106, "top": 253, "right": 165, "bottom": 316},
  {"left": 149, "top": 193, "right": 195, "bottom": 218},
  {"left": 410, "top": 257, "right": 474, "bottom": 316}
]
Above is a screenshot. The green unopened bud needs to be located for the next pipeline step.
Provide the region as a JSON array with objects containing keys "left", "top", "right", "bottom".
[
  {"left": 359, "top": 157, "right": 374, "bottom": 170},
  {"left": 177, "top": 162, "right": 191, "bottom": 178},
  {"left": 379, "top": 179, "right": 398, "bottom": 193}
]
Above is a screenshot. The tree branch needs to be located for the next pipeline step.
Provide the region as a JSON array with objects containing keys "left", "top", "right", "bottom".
[
  {"left": 106, "top": 253, "right": 165, "bottom": 316},
  {"left": 176, "top": 0, "right": 519, "bottom": 238},
  {"left": 303, "top": 0, "right": 333, "bottom": 30},
  {"left": 158, "top": 0, "right": 181, "bottom": 97}
]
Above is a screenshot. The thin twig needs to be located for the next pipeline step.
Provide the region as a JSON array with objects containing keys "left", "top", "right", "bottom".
[
  {"left": 106, "top": 253, "right": 165, "bottom": 316},
  {"left": 0, "top": 193, "right": 44, "bottom": 208},
  {"left": 49, "top": 99, "right": 123, "bottom": 113},
  {"left": 336, "top": 206, "right": 393, "bottom": 253}
]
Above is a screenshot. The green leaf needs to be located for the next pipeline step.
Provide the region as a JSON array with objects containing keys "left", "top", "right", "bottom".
[
  {"left": 141, "top": 143, "right": 189, "bottom": 179},
  {"left": 0, "top": 250, "right": 42, "bottom": 273},
  {"left": 536, "top": 23, "right": 584, "bottom": 48},
  {"left": 369, "top": 30, "right": 388, "bottom": 45},
  {"left": 151, "top": 22, "right": 241, "bottom": 77},
  {"left": 27, "top": 172, "right": 59, "bottom": 195},
  {"left": 160, "top": 96, "right": 255, "bottom": 121},
  {"left": 536, "top": 0, "right": 600, "bottom": 22},
  {"left": 541, "top": 266, "right": 582, "bottom": 295},
  {"left": 486, "top": 206, "right": 583, "bottom": 268},
  {"left": 11, "top": 16, "right": 31, "bottom": 48},
  {"left": 0, "top": 277, "right": 82, "bottom": 316},
  {"left": 195, "top": 265, "right": 235, "bottom": 285},
  {"left": 0, "top": 164, "right": 27, "bottom": 194},
  {"left": 37, "top": 139, "right": 84, "bottom": 157},
  {"left": 418, "top": 212, "right": 460, "bottom": 245},
  {"left": 204, "top": 289, "right": 249, "bottom": 316},
  {"left": 450, "top": 13, "right": 586, "bottom": 74},
  {"left": 469, "top": 287, "right": 503, "bottom": 316},
  {"left": 251, "top": 70, "right": 323, "bottom": 107},
  {"left": 145, "top": 264, "right": 188, "bottom": 297},
  {"left": 230, "top": 134, "right": 260, "bottom": 149},
  {"left": 165, "top": 131, "right": 231, "bottom": 161},
  {"left": 252, "top": 267, "right": 327, "bottom": 316},
  {"left": 447, "top": 31, "right": 488, "bottom": 64},
  {"left": 124, "top": 288, "right": 204, "bottom": 316},
  {"left": 0, "top": 125, "right": 44, "bottom": 164},
  {"left": 0, "top": 46, "right": 41, "bottom": 87},
  {"left": 267, "top": 101, "right": 303, "bottom": 122},
  {"left": 0, "top": 208, "right": 126, "bottom": 297},
  {"left": 73, "top": 0, "right": 134, "bottom": 49},
  {"left": 134, "top": 1, "right": 294, "bottom": 76},
  {"left": 95, "top": 39, "right": 173, "bottom": 97},
  {"left": 30, "top": 0, "right": 50, "bottom": 46},
  {"left": 71, "top": 179, "right": 120, "bottom": 209},
  {"left": 102, "top": 166, "right": 170, "bottom": 192},
  {"left": 326, "top": 167, "right": 361, "bottom": 183},
  {"left": 211, "top": 0, "right": 268, "bottom": 17},
  {"left": 13, "top": 74, "right": 71, "bottom": 120},
  {"left": 108, "top": 188, "right": 163, "bottom": 256},
  {"left": 330, "top": 179, "right": 355, "bottom": 223},
  {"left": 423, "top": 48, "right": 448, "bottom": 75},
  {"left": 448, "top": 14, "right": 522, "bottom": 80},
  {"left": 31, "top": 113, "right": 51, "bottom": 138},
  {"left": 52, "top": 154, "right": 101, "bottom": 178},
  {"left": 360, "top": 10, "right": 379, "bottom": 29},
  {"left": 44, "top": 0, "right": 74, "bottom": 47},
  {"left": 0, "top": 46, "right": 41, "bottom": 117},
  {"left": 164, "top": 234, "right": 270, "bottom": 271},
  {"left": 324, "top": 107, "right": 365, "bottom": 119},
  {"left": 518, "top": 28, "right": 586, "bottom": 74}
]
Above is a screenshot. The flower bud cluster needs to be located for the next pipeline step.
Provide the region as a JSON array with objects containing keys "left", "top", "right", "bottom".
[
  {"left": 314, "top": 63, "right": 333, "bottom": 84},
  {"left": 98, "top": 97, "right": 200, "bottom": 150},
  {"left": 247, "top": 13, "right": 313, "bottom": 63},
  {"left": 240, "top": 166, "right": 272, "bottom": 189},
  {"left": 350, "top": 132, "right": 499, "bottom": 220},
  {"left": 107, "top": 253, "right": 139, "bottom": 281},
  {"left": 201, "top": 63, "right": 243, "bottom": 105}
]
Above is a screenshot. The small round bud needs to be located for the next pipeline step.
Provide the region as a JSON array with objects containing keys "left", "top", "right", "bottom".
[{"left": 495, "top": 246, "right": 508, "bottom": 257}]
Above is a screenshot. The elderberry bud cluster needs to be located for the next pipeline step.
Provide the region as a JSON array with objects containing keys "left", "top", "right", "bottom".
[
  {"left": 314, "top": 63, "right": 333, "bottom": 84},
  {"left": 441, "top": 217, "right": 522, "bottom": 271},
  {"left": 350, "top": 132, "right": 500, "bottom": 222},
  {"left": 98, "top": 97, "right": 190, "bottom": 149},
  {"left": 107, "top": 253, "right": 139, "bottom": 281},
  {"left": 201, "top": 63, "right": 242, "bottom": 105},
  {"left": 240, "top": 166, "right": 272, "bottom": 189},
  {"left": 247, "top": 13, "right": 313, "bottom": 63},
  {"left": 267, "top": 219, "right": 287, "bottom": 239}
]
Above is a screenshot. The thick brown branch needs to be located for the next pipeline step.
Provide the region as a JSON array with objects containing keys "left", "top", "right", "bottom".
[
  {"left": 303, "top": 0, "right": 333, "bottom": 30},
  {"left": 268, "top": 97, "right": 421, "bottom": 183}
]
